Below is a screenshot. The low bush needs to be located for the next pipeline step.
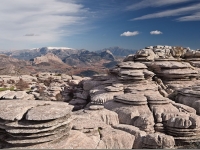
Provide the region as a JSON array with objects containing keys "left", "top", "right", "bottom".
[
  {"left": 15, "top": 79, "right": 29, "bottom": 90},
  {"left": 55, "top": 93, "right": 64, "bottom": 101},
  {"left": 7, "top": 79, "right": 15, "bottom": 84}
]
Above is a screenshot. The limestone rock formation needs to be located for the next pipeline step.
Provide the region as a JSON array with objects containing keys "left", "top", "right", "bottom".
[
  {"left": 0, "top": 100, "right": 73, "bottom": 148},
  {"left": 2, "top": 45, "right": 200, "bottom": 149}
]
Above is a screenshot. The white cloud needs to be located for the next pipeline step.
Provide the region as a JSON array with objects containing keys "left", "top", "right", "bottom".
[
  {"left": 126, "top": 0, "right": 191, "bottom": 10},
  {"left": 150, "top": 30, "right": 163, "bottom": 35},
  {"left": 0, "top": 0, "right": 90, "bottom": 49},
  {"left": 177, "top": 12, "right": 200, "bottom": 21},
  {"left": 131, "top": 3, "right": 200, "bottom": 20},
  {"left": 120, "top": 31, "right": 139, "bottom": 36}
]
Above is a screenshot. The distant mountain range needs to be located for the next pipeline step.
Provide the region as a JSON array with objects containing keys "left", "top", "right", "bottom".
[
  {"left": 96, "top": 46, "right": 137, "bottom": 57},
  {"left": 0, "top": 46, "right": 136, "bottom": 60},
  {"left": 0, "top": 47, "right": 79, "bottom": 61},
  {"left": 0, "top": 54, "right": 32, "bottom": 75},
  {"left": 0, "top": 46, "right": 137, "bottom": 76}
]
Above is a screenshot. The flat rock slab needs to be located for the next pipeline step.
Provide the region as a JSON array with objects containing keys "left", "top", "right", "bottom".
[
  {"left": 7, "top": 123, "right": 72, "bottom": 139},
  {"left": 119, "top": 70, "right": 144, "bottom": 77},
  {"left": 89, "top": 105, "right": 104, "bottom": 110},
  {"left": 151, "top": 61, "right": 192, "bottom": 69},
  {"left": 114, "top": 94, "right": 147, "bottom": 105},
  {"left": 0, "top": 100, "right": 51, "bottom": 121},
  {"left": 4, "top": 115, "right": 71, "bottom": 129},
  {"left": 0, "top": 90, "right": 11, "bottom": 98},
  {"left": 14, "top": 91, "right": 27, "bottom": 99},
  {"left": 118, "top": 62, "right": 147, "bottom": 69},
  {"left": 26, "top": 103, "right": 72, "bottom": 121},
  {"left": 105, "top": 86, "right": 123, "bottom": 92},
  {"left": 160, "top": 69, "right": 198, "bottom": 75},
  {"left": 125, "top": 84, "right": 158, "bottom": 91},
  {"left": 114, "top": 94, "right": 147, "bottom": 102},
  {"left": 4, "top": 124, "right": 71, "bottom": 146},
  {"left": 0, "top": 100, "right": 72, "bottom": 122},
  {"left": 2, "top": 91, "right": 16, "bottom": 99},
  {"left": 112, "top": 83, "right": 124, "bottom": 87},
  {"left": 178, "top": 88, "right": 200, "bottom": 96},
  {"left": 145, "top": 94, "right": 169, "bottom": 101},
  {"left": 5, "top": 119, "right": 72, "bottom": 134}
]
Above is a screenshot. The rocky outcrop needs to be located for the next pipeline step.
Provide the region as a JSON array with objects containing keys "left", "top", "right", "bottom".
[
  {"left": 2, "top": 45, "right": 200, "bottom": 149},
  {"left": 0, "top": 54, "right": 31, "bottom": 75},
  {"left": 66, "top": 46, "right": 200, "bottom": 147},
  {"left": 175, "top": 85, "right": 200, "bottom": 115},
  {"left": 0, "top": 100, "right": 73, "bottom": 149},
  {"left": 33, "top": 53, "right": 65, "bottom": 65}
]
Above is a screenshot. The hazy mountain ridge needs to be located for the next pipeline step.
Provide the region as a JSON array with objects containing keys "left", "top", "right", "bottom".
[
  {"left": 0, "top": 47, "right": 117, "bottom": 76},
  {"left": 0, "top": 54, "right": 32, "bottom": 75},
  {"left": 96, "top": 46, "right": 137, "bottom": 57},
  {"left": 0, "top": 47, "right": 79, "bottom": 61}
]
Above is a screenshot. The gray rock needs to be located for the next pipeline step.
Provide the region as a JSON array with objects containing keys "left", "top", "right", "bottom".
[
  {"left": 26, "top": 103, "right": 72, "bottom": 121},
  {"left": 96, "top": 127, "right": 135, "bottom": 149},
  {"left": 113, "top": 124, "right": 146, "bottom": 149},
  {"left": 2, "top": 91, "right": 16, "bottom": 99},
  {"left": 4, "top": 115, "right": 71, "bottom": 129},
  {"left": 142, "top": 133, "right": 175, "bottom": 149},
  {"left": 118, "top": 61, "right": 147, "bottom": 69},
  {"left": 114, "top": 93, "right": 147, "bottom": 105},
  {"left": 105, "top": 86, "right": 123, "bottom": 92},
  {"left": 0, "top": 100, "right": 51, "bottom": 121},
  {"left": 89, "top": 105, "right": 104, "bottom": 110},
  {"left": 4, "top": 123, "right": 71, "bottom": 145}
]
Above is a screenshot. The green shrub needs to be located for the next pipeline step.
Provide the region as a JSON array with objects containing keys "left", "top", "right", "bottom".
[
  {"left": 9, "top": 86, "right": 15, "bottom": 91},
  {"left": 0, "top": 88, "right": 8, "bottom": 91},
  {"left": 0, "top": 86, "right": 15, "bottom": 91}
]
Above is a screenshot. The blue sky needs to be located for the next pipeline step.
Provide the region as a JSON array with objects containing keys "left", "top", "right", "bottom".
[{"left": 0, "top": 0, "right": 200, "bottom": 50}]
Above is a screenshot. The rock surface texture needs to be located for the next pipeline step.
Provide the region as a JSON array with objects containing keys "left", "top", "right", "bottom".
[
  {"left": 1, "top": 45, "right": 200, "bottom": 149},
  {"left": 0, "top": 100, "right": 73, "bottom": 149}
]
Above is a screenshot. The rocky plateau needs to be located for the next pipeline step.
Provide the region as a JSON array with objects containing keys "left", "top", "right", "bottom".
[{"left": 1, "top": 45, "right": 200, "bottom": 149}]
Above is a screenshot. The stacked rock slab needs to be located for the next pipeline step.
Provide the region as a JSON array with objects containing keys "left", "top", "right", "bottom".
[
  {"left": 110, "top": 61, "right": 154, "bottom": 81},
  {"left": 175, "top": 85, "right": 200, "bottom": 115},
  {"left": 163, "top": 112, "right": 200, "bottom": 144},
  {"left": 77, "top": 58, "right": 200, "bottom": 147},
  {"left": 130, "top": 45, "right": 200, "bottom": 94},
  {"left": 84, "top": 74, "right": 123, "bottom": 106},
  {"left": 112, "top": 93, "right": 155, "bottom": 133},
  {"left": 0, "top": 100, "right": 73, "bottom": 149},
  {"left": 183, "top": 49, "right": 200, "bottom": 69}
]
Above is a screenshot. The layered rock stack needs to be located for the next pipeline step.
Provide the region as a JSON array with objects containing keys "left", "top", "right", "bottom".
[
  {"left": 164, "top": 113, "right": 200, "bottom": 144},
  {"left": 175, "top": 85, "right": 200, "bottom": 115},
  {"left": 110, "top": 61, "right": 154, "bottom": 81},
  {"left": 131, "top": 46, "right": 200, "bottom": 93},
  {"left": 111, "top": 93, "right": 155, "bottom": 133},
  {"left": 0, "top": 100, "right": 73, "bottom": 149},
  {"left": 183, "top": 49, "right": 200, "bottom": 69},
  {"left": 65, "top": 53, "right": 200, "bottom": 148}
]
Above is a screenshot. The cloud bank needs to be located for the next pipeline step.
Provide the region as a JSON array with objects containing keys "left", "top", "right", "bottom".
[{"left": 120, "top": 31, "right": 139, "bottom": 36}]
